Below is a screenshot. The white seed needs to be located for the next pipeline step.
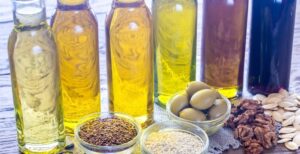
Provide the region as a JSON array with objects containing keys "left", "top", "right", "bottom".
[
  {"left": 262, "top": 96, "right": 281, "bottom": 105},
  {"left": 295, "top": 116, "right": 300, "bottom": 123},
  {"left": 269, "top": 93, "right": 285, "bottom": 99},
  {"left": 283, "top": 112, "right": 295, "bottom": 120},
  {"left": 284, "top": 142, "right": 299, "bottom": 151},
  {"left": 282, "top": 116, "right": 296, "bottom": 127},
  {"left": 279, "top": 89, "right": 290, "bottom": 97},
  {"left": 279, "top": 127, "right": 297, "bottom": 134},
  {"left": 279, "top": 133, "right": 297, "bottom": 139},
  {"left": 295, "top": 109, "right": 300, "bottom": 116},
  {"left": 297, "top": 95, "right": 300, "bottom": 101},
  {"left": 273, "top": 111, "right": 283, "bottom": 122},
  {"left": 297, "top": 100, "right": 300, "bottom": 106},
  {"left": 284, "top": 97, "right": 298, "bottom": 105},
  {"left": 295, "top": 124, "right": 300, "bottom": 131},
  {"left": 279, "top": 101, "right": 296, "bottom": 108},
  {"left": 293, "top": 116, "right": 300, "bottom": 131},
  {"left": 264, "top": 110, "right": 273, "bottom": 116},
  {"left": 293, "top": 134, "right": 300, "bottom": 146},
  {"left": 290, "top": 93, "right": 300, "bottom": 101},
  {"left": 277, "top": 138, "right": 290, "bottom": 143},
  {"left": 253, "top": 94, "right": 267, "bottom": 102},
  {"left": 263, "top": 103, "right": 278, "bottom": 109},
  {"left": 278, "top": 108, "right": 285, "bottom": 114},
  {"left": 284, "top": 107, "right": 298, "bottom": 111}
]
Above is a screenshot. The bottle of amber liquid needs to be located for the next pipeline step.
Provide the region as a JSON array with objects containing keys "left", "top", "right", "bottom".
[
  {"left": 8, "top": 0, "right": 65, "bottom": 153},
  {"left": 106, "top": 0, "right": 154, "bottom": 127},
  {"left": 201, "top": 0, "right": 248, "bottom": 99},
  {"left": 153, "top": 0, "right": 197, "bottom": 107},
  {"left": 51, "top": 0, "right": 100, "bottom": 135}
]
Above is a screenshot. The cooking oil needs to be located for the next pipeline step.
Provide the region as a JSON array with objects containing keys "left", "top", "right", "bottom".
[
  {"left": 153, "top": 0, "right": 197, "bottom": 107},
  {"left": 8, "top": 0, "right": 65, "bottom": 153},
  {"left": 106, "top": 0, "right": 154, "bottom": 127},
  {"left": 51, "top": 0, "right": 101, "bottom": 135}
]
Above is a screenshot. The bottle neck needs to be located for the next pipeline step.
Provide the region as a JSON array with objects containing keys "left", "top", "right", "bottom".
[
  {"left": 113, "top": 0, "right": 145, "bottom": 7},
  {"left": 13, "top": 0, "right": 47, "bottom": 29},
  {"left": 57, "top": 0, "right": 89, "bottom": 10}
]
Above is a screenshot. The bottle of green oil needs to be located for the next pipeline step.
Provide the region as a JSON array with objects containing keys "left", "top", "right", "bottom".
[{"left": 153, "top": 0, "right": 197, "bottom": 107}]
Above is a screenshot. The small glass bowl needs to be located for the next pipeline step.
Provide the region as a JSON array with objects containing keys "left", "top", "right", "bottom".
[
  {"left": 166, "top": 92, "right": 232, "bottom": 136},
  {"left": 140, "top": 120, "right": 209, "bottom": 154},
  {"left": 74, "top": 112, "right": 141, "bottom": 154}
]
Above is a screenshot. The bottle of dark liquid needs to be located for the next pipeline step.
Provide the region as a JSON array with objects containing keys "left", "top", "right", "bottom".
[
  {"left": 248, "top": 0, "right": 296, "bottom": 95},
  {"left": 201, "top": 0, "right": 248, "bottom": 99}
]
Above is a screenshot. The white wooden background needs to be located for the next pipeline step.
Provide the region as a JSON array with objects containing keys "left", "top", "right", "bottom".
[{"left": 0, "top": 0, "right": 300, "bottom": 153}]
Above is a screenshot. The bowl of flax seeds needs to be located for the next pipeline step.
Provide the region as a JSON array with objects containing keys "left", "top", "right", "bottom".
[{"left": 75, "top": 112, "right": 141, "bottom": 154}]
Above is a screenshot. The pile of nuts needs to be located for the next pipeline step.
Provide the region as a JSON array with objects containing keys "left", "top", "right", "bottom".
[
  {"left": 253, "top": 89, "right": 300, "bottom": 151},
  {"left": 226, "top": 99, "right": 277, "bottom": 154}
]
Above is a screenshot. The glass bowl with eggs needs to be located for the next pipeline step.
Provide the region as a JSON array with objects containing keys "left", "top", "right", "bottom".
[{"left": 166, "top": 81, "right": 231, "bottom": 135}]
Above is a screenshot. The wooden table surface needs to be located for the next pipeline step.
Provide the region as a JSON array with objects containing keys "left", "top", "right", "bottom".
[{"left": 1, "top": 0, "right": 300, "bottom": 154}]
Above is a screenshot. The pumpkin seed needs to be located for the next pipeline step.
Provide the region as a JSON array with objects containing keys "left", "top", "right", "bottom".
[
  {"left": 282, "top": 116, "right": 296, "bottom": 127},
  {"left": 284, "top": 142, "right": 298, "bottom": 151},
  {"left": 277, "top": 138, "right": 290, "bottom": 143},
  {"left": 262, "top": 103, "right": 278, "bottom": 110},
  {"left": 279, "top": 133, "right": 297, "bottom": 139},
  {"left": 279, "top": 127, "right": 297, "bottom": 134}
]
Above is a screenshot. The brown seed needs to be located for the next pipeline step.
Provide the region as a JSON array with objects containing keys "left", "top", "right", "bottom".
[{"left": 79, "top": 117, "right": 137, "bottom": 146}]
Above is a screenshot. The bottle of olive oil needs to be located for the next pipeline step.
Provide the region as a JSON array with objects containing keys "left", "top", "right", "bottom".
[
  {"left": 106, "top": 0, "right": 154, "bottom": 127},
  {"left": 153, "top": 0, "right": 197, "bottom": 107},
  {"left": 8, "top": 0, "right": 65, "bottom": 153},
  {"left": 51, "top": 0, "right": 101, "bottom": 135}
]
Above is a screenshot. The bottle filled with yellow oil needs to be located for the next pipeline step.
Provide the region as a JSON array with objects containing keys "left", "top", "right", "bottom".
[
  {"left": 51, "top": 0, "right": 100, "bottom": 135},
  {"left": 106, "top": 0, "right": 154, "bottom": 127},
  {"left": 153, "top": 0, "right": 197, "bottom": 107},
  {"left": 8, "top": 0, "right": 65, "bottom": 153}
]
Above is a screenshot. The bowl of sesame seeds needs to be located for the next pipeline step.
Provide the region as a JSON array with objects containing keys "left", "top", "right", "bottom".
[
  {"left": 74, "top": 112, "right": 141, "bottom": 154},
  {"left": 140, "top": 120, "right": 209, "bottom": 154}
]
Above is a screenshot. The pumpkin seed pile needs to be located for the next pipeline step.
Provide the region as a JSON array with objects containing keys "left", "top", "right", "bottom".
[{"left": 253, "top": 89, "right": 300, "bottom": 151}]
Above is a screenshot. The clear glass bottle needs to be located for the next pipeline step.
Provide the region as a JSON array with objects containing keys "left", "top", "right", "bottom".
[
  {"left": 51, "top": 0, "right": 101, "bottom": 135},
  {"left": 106, "top": 0, "right": 154, "bottom": 128},
  {"left": 201, "top": 0, "right": 248, "bottom": 99},
  {"left": 248, "top": 0, "right": 296, "bottom": 95},
  {"left": 8, "top": 0, "right": 65, "bottom": 153},
  {"left": 153, "top": 0, "right": 197, "bottom": 107}
]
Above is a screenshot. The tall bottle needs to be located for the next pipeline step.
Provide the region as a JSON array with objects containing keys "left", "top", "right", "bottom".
[
  {"left": 106, "top": 0, "right": 153, "bottom": 127},
  {"left": 51, "top": 0, "right": 100, "bottom": 135},
  {"left": 8, "top": 0, "right": 65, "bottom": 153},
  {"left": 201, "top": 0, "right": 248, "bottom": 99},
  {"left": 153, "top": 0, "right": 197, "bottom": 107},
  {"left": 248, "top": 0, "right": 296, "bottom": 95}
]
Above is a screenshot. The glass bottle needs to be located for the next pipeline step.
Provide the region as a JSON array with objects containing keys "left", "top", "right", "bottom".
[
  {"left": 248, "top": 0, "right": 296, "bottom": 95},
  {"left": 106, "top": 0, "right": 154, "bottom": 127},
  {"left": 201, "top": 0, "right": 248, "bottom": 99},
  {"left": 8, "top": 0, "right": 65, "bottom": 153},
  {"left": 51, "top": 0, "right": 101, "bottom": 135},
  {"left": 153, "top": 0, "right": 197, "bottom": 107}
]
